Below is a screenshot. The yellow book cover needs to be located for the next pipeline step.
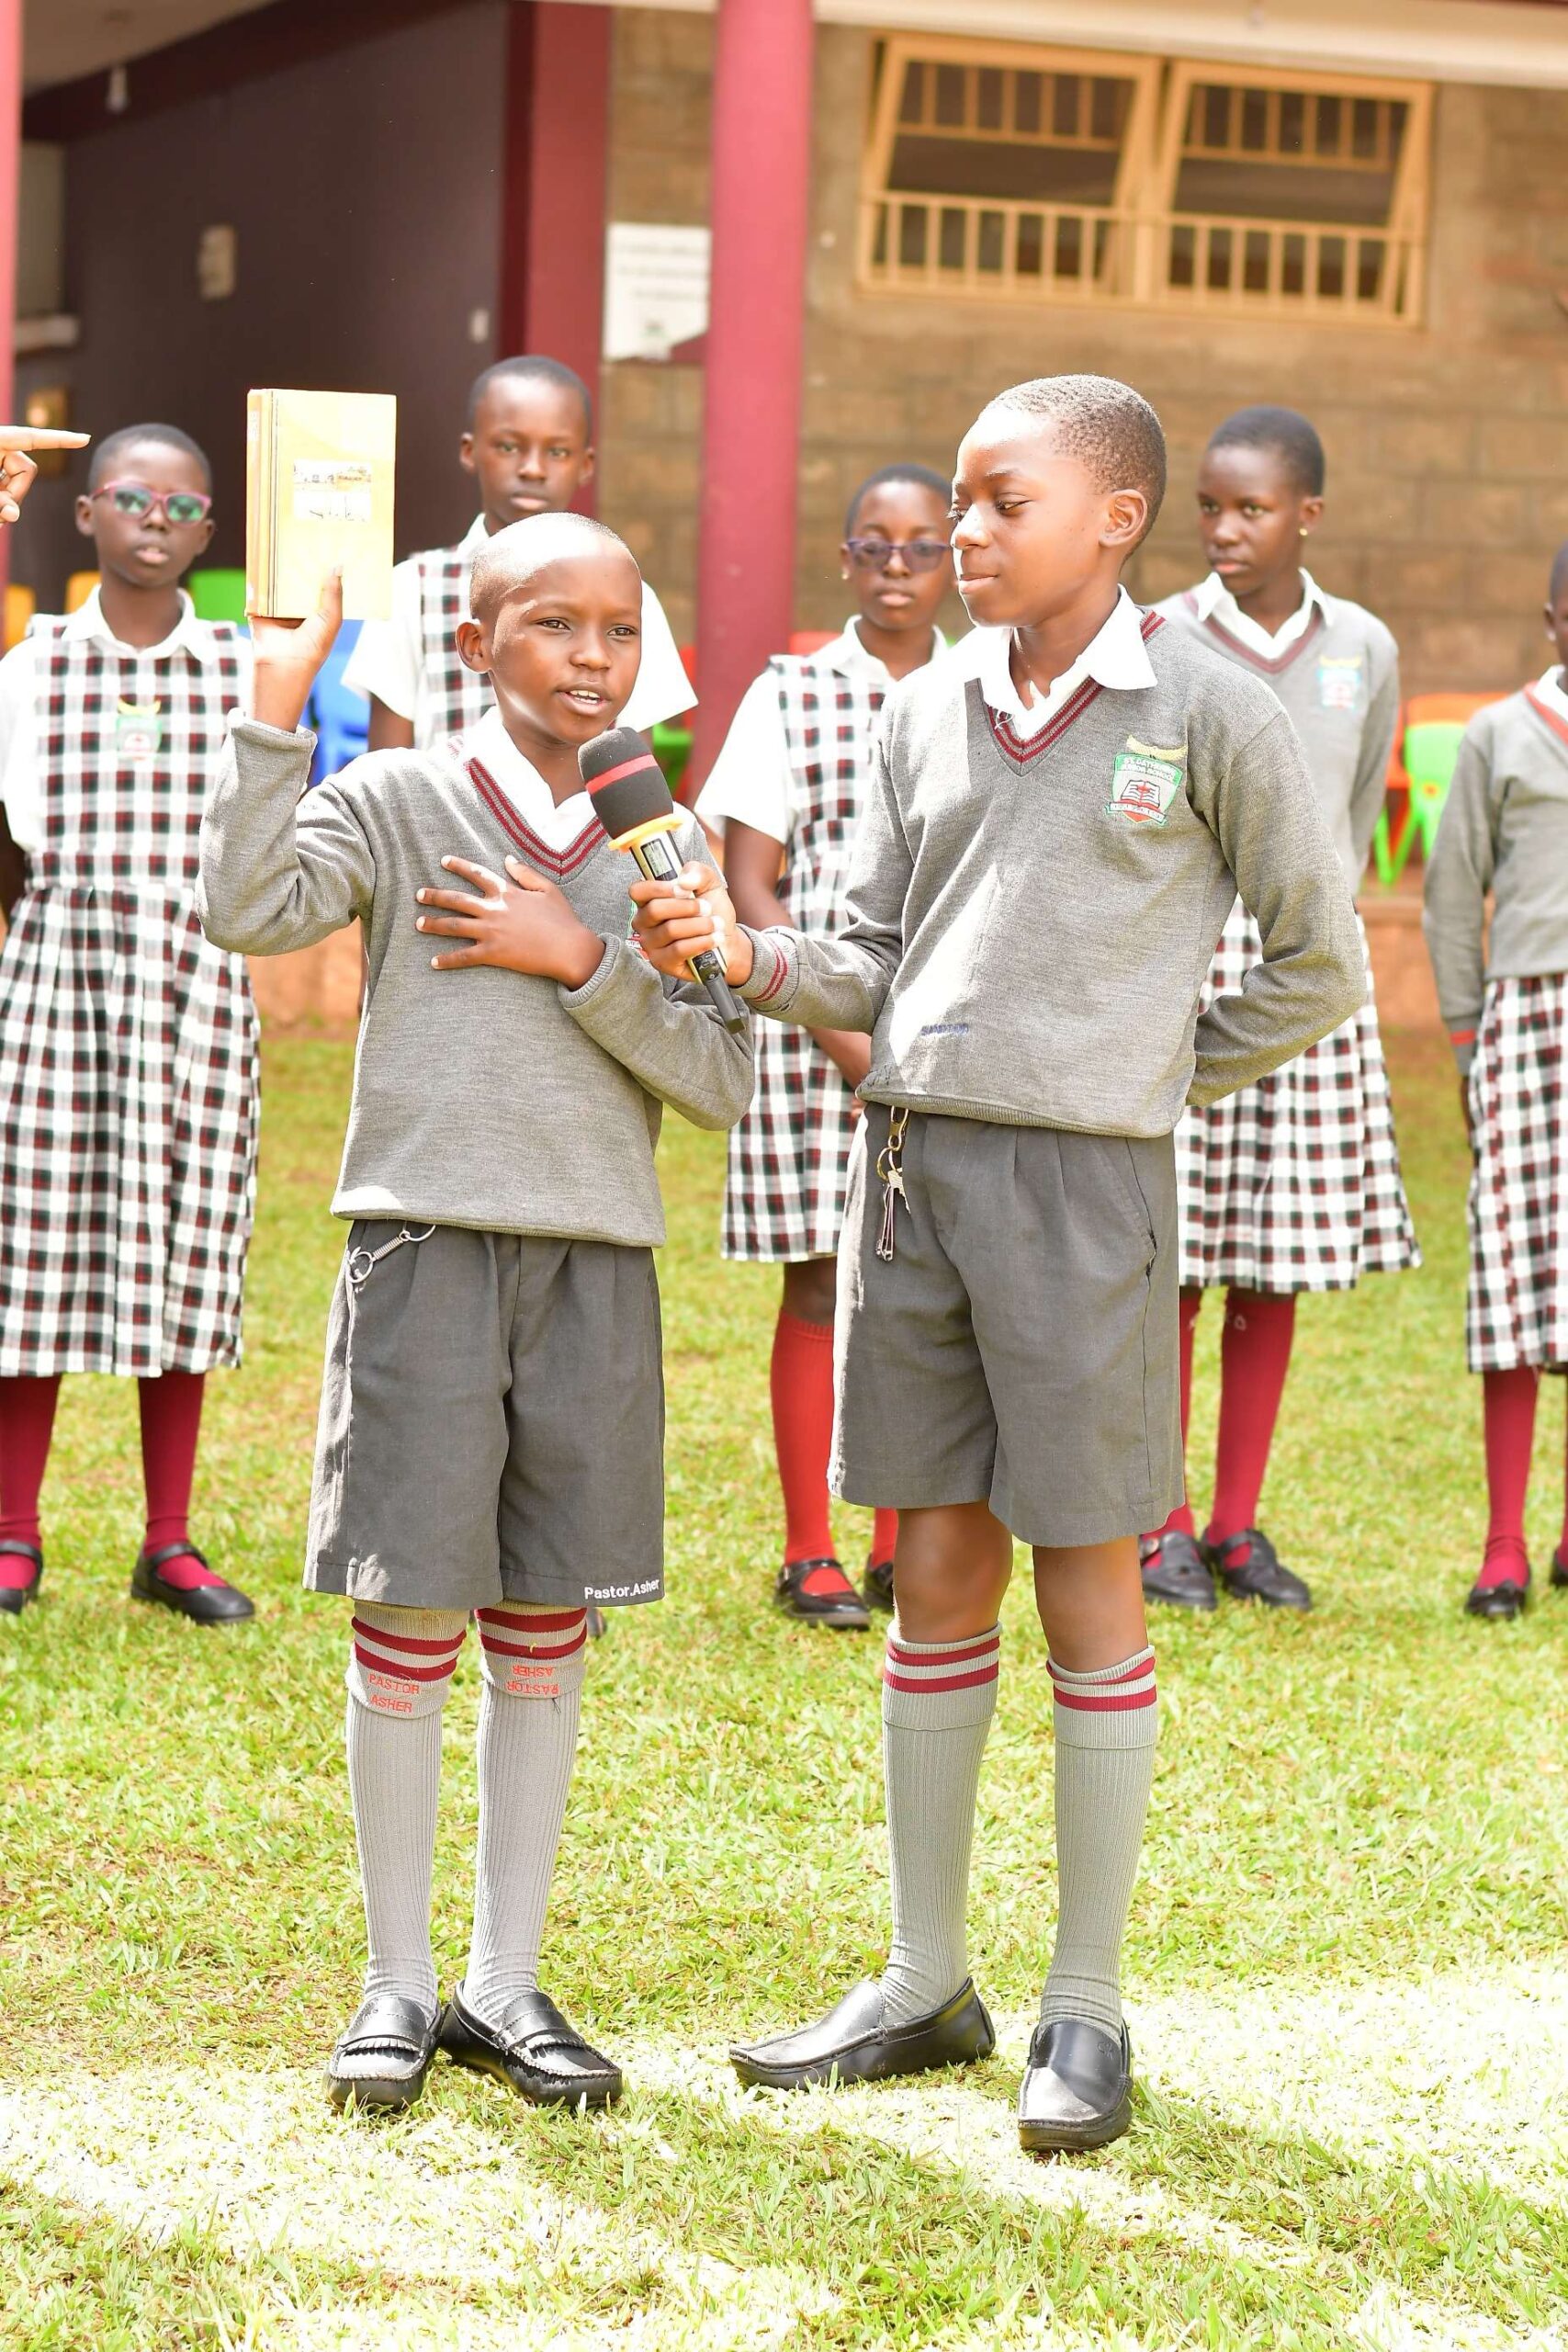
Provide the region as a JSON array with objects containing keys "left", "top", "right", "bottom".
[{"left": 245, "top": 389, "right": 396, "bottom": 620}]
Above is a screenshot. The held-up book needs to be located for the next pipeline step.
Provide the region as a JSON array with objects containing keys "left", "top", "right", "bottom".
[{"left": 246, "top": 389, "right": 396, "bottom": 620}]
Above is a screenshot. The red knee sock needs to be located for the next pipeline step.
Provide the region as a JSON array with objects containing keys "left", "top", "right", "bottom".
[
  {"left": 0, "top": 1374, "right": 62, "bottom": 1577},
  {"left": 139, "top": 1372, "right": 224, "bottom": 1589},
  {"left": 1481, "top": 1366, "right": 1538, "bottom": 1589},
  {"left": 1149, "top": 1289, "right": 1202, "bottom": 1542},
  {"left": 871, "top": 1508, "right": 898, "bottom": 1568},
  {"left": 770, "top": 1313, "right": 836, "bottom": 1564},
  {"left": 1205, "top": 1290, "right": 1297, "bottom": 1551}
]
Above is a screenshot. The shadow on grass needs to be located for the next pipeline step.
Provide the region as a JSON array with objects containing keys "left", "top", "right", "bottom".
[{"left": 7, "top": 2049, "right": 1566, "bottom": 2351}]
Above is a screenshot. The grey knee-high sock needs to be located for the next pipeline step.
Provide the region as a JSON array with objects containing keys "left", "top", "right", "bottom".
[
  {"left": 1038, "top": 1645, "right": 1158, "bottom": 2037},
  {"left": 344, "top": 1603, "right": 468, "bottom": 2017},
  {"left": 879, "top": 1623, "right": 1000, "bottom": 2025},
  {"left": 463, "top": 1604, "right": 588, "bottom": 2027}
]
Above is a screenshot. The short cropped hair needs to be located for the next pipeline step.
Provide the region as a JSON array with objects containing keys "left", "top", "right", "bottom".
[
  {"left": 467, "top": 355, "right": 593, "bottom": 436},
  {"left": 982, "top": 374, "right": 1167, "bottom": 537},
  {"left": 1550, "top": 541, "right": 1568, "bottom": 606},
  {"left": 1207, "top": 404, "right": 1325, "bottom": 498},
  {"left": 844, "top": 462, "right": 952, "bottom": 537},
  {"left": 468, "top": 510, "right": 635, "bottom": 619},
  {"left": 87, "top": 423, "right": 210, "bottom": 492}
]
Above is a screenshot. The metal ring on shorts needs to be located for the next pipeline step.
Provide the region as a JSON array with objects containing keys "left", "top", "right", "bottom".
[{"left": 345, "top": 1224, "right": 437, "bottom": 1289}]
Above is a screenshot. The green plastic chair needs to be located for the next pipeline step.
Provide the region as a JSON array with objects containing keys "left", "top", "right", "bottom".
[
  {"left": 187, "top": 567, "right": 249, "bottom": 623},
  {"left": 651, "top": 720, "right": 694, "bottom": 800},
  {"left": 1372, "top": 693, "right": 1505, "bottom": 885}
]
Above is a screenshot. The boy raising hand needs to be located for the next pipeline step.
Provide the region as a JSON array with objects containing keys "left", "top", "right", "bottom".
[{"left": 636, "top": 375, "right": 1361, "bottom": 2153}]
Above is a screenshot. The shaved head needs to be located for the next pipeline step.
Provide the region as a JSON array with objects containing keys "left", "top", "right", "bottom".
[{"left": 468, "top": 511, "right": 638, "bottom": 622}]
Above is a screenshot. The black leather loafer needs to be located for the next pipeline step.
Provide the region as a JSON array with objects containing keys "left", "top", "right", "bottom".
[
  {"left": 1206, "top": 1528, "right": 1312, "bottom": 1611},
  {"left": 775, "top": 1557, "right": 870, "bottom": 1629},
  {"left": 1466, "top": 1573, "right": 1529, "bottom": 1621},
  {"left": 1018, "top": 2017, "right": 1134, "bottom": 2154},
  {"left": 1139, "top": 1531, "right": 1216, "bottom": 1611},
  {"left": 438, "top": 1982, "right": 623, "bottom": 2108},
  {"left": 0, "top": 1538, "right": 42, "bottom": 1615},
  {"left": 731, "top": 1976, "right": 994, "bottom": 2091},
  {"left": 1551, "top": 1549, "right": 1568, "bottom": 1591},
  {"left": 325, "top": 1992, "right": 443, "bottom": 2112},
  {"left": 862, "top": 1555, "right": 896, "bottom": 1612},
  {"left": 130, "top": 1541, "right": 254, "bottom": 1624}
]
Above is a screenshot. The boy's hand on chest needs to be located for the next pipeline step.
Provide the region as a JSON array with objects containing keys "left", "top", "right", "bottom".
[{"left": 415, "top": 855, "right": 604, "bottom": 989}]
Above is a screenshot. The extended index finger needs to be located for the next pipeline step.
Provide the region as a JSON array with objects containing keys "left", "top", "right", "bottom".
[
  {"left": 435, "top": 856, "right": 504, "bottom": 895},
  {"left": 0, "top": 427, "right": 90, "bottom": 452}
]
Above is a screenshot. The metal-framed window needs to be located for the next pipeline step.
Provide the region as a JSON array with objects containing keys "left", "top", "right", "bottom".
[{"left": 857, "top": 37, "right": 1434, "bottom": 326}]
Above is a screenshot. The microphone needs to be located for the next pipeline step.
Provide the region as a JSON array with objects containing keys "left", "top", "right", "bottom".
[{"left": 579, "top": 728, "right": 748, "bottom": 1035}]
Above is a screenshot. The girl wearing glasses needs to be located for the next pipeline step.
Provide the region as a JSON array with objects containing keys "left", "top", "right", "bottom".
[
  {"left": 694, "top": 463, "right": 955, "bottom": 1628},
  {"left": 0, "top": 424, "right": 258, "bottom": 1625}
]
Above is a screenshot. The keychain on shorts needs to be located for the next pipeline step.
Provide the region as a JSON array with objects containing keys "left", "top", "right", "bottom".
[
  {"left": 875, "top": 1107, "right": 909, "bottom": 1262},
  {"left": 345, "top": 1224, "right": 436, "bottom": 1289}
]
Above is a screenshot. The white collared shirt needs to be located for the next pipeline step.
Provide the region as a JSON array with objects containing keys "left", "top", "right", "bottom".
[
  {"left": 1533, "top": 665, "right": 1568, "bottom": 724},
  {"left": 343, "top": 513, "right": 694, "bottom": 736},
  {"left": 0, "top": 588, "right": 252, "bottom": 852},
  {"left": 1190, "top": 569, "right": 1336, "bottom": 662},
  {"left": 460, "top": 705, "right": 596, "bottom": 851},
  {"left": 955, "top": 585, "right": 1156, "bottom": 740},
  {"left": 696, "top": 617, "right": 948, "bottom": 844}
]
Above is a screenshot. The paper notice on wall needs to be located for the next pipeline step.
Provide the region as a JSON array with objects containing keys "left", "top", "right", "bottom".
[{"left": 603, "top": 223, "right": 711, "bottom": 362}]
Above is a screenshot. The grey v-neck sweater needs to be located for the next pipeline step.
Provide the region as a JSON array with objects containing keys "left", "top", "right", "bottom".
[
  {"left": 1424, "top": 686, "right": 1568, "bottom": 1070},
  {"left": 739, "top": 613, "right": 1363, "bottom": 1137},
  {"left": 198, "top": 718, "right": 753, "bottom": 1241},
  {"left": 1158, "top": 587, "right": 1400, "bottom": 888}
]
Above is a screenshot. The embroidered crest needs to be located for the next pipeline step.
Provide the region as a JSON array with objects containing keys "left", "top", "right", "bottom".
[
  {"left": 116, "top": 697, "right": 164, "bottom": 762},
  {"left": 1317, "top": 654, "right": 1364, "bottom": 713},
  {"left": 1106, "top": 737, "right": 1186, "bottom": 828}
]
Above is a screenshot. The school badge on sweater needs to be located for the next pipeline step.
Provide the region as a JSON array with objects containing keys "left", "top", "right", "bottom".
[{"left": 1106, "top": 737, "right": 1186, "bottom": 827}]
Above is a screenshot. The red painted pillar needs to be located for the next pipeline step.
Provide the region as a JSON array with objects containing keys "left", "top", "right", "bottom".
[
  {"left": 689, "top": 0, "right": 815, "bottom": 790},
  {"left": 500, "top": 0, "right": 610, "bottom": 507},
  {"left": 0, "top": 0, "right": 19, "bottom": 600}
]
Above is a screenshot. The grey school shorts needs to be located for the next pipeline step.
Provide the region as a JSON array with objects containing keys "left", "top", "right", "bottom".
[
  {"left": 831, "top": 1107, "right": 1182, "bottom": 1548},
  {"left": 306, "top": 1222, "right": 664, "bottom": 1611}
]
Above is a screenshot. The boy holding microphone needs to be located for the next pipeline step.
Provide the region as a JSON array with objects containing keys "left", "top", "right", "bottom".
[
  {"left": 199, "top": 513, "right": 751, "bottom": 2110},
  {"left": 634, "top": 375, "right": 1362, "bottom": 2152}
]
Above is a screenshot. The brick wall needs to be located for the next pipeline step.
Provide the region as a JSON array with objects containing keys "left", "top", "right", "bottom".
[{"left": 599, "top": 11, "right": 1568, "bottom": 695}]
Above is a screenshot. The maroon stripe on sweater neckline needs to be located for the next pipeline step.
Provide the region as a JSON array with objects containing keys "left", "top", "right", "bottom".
[
  {"left": 1524, "top": 688, "right": 1568, "bottom": 753},
  {"left": 466, "top": 756, "right": 604, "bottom": 877},
  {"left": 985, "top": 607, "right": 1165, "bottom": 767},
  {"left": 1199, "top": 604, "right": 1325, "bottom": 676}
]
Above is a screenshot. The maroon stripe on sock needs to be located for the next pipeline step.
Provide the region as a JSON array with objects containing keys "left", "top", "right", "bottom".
[
  {"left": 479, "top": 1625, "right": 588, "bottom": 1663},
  {"left": 1047, "top": 1653, "right": 1152, "bottom": 1686},
  {"left": 883, "top": 1660, "right": 1000, "bottom": 1694},
  {"left": 477, "top": 1606, "right": 587, "bottom": 1634},
  {"left": 352, "top": 1643, "right": 459, "bottom": 1683},
  {"left": 1054, "top": 1685, "right": 1157, "bottom": 1711},
  {"left": 886, "top": 1631, "right": 1000, "bottom": 1667},
  {"left": 350, "top": 1616, "right": 466, "bottom": 1658}
]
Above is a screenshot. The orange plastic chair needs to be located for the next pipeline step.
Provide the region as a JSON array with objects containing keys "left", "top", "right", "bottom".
[
  {"left": 3, "top": 582, "right": 35, "bottom": 650},
  {"left": 64, "top": 570, "right": 99, "bottom": 614}
]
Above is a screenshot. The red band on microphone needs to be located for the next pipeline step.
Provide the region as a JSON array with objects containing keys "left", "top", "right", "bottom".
[{"left": 588, "top": 752, "right": 662, "bottom": 792}]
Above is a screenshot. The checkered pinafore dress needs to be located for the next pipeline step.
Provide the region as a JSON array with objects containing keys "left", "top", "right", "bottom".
[
  {"left": 1465, "top": 974, "right": 1568, "bottom": 1373},
  {"left": 0, "top": 622, "right": 258, "bottom": 1376},
  {"left": 1175, "top": 904, "right": 1419, "bottom": 1293},
  {"left": 722, "top": 653, "right": 881, "bottom": 1261},
  {"left": 413, "top": 547, "right": 491, "bottom": 750}
]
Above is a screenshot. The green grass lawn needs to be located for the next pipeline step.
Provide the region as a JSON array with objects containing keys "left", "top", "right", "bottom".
[{"left": 2, "top": 1030, "right": 1566, "bottom": 2350}]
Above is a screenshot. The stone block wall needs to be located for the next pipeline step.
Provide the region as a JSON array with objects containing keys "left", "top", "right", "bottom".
[{"left": 597, "top": 10, "right": 1568, "bottom": 696}]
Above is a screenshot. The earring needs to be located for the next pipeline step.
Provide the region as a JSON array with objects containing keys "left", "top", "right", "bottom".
[{"left": 1300, "top": 527, "right": 1310, "bottom": 538}]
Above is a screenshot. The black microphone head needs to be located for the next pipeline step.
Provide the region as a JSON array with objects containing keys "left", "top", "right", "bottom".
[{"left": 579, "top": 727, "right": 677, "bottom": 843}]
